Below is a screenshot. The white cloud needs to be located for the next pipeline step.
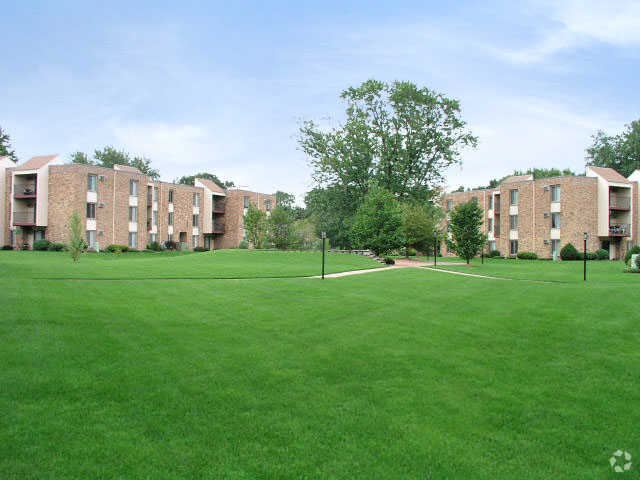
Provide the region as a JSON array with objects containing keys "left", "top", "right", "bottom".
[{"left": 495, "top": 0, "right": 640, "bottom": 64}]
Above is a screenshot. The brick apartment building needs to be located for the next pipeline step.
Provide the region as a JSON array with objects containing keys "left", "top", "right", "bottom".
[
  {"left": 0, "top": 155, "right": 275, "bottom": 250},
  {"left": 442, "top": 166, "right": 640, "bottom": 260}
]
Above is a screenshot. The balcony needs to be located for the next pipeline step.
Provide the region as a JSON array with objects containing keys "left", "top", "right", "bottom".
[
  {"left": 609, "top": 223, "right": 631, "bottom": 237},
  {"left": 610, "top": 195, "right": 631, "bottom": 210},
  {"left": 14, "top": 183, "right": 37, "bottom": 198},
  {"left": 213, "top": 222, "right": 225, "bottom": 234},
  {"left": 213, "top": 200, "right": 225, "bottom": 214},
  {"left": 13, "top": 210, "right": 36, "bottom": 226}
]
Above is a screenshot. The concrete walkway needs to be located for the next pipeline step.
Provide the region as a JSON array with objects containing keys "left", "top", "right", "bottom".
[{"left": 310, "top": 265, "right": 408, "bottom": 278}]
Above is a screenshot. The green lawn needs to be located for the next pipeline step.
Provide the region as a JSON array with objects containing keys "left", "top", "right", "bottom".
[
  {"left": 0, "top": 249, "right": 381, "bottom": 279},
  {"left": 435, "top": 257, "right": 640, "bottom": 284},
  {"left": 1, "top": 251, "right": 638, "bottom": 479}
]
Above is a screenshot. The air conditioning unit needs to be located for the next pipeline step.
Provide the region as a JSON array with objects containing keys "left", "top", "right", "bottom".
[
  {"left": 543, "top": 239, "right": 550, "bottom": 244},
  {"left": 98, "top": 231, "right": 104, "bottom": 236},
  {"left": 98, "top": 175, "right": 106, "bottom": 182},
  {"left": 98, "top": 202, "right": 105, "bottom": 208},
  {"left": 543, "top": 212, "right": 550, "bottom": 218},
  {"left": 543, "top": 186, "right": 550, "bottom": 191}
]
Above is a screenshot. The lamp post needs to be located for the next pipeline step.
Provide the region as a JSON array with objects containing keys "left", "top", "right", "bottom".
[
  {"left": 433, "top": 231, "right": 437, "bottom": 268},
  {"left": 321, "top": 231, "right": 326, "bottom": 280},
  {"left": 583, "top": 232, "right": 588, "bottom": 281}
]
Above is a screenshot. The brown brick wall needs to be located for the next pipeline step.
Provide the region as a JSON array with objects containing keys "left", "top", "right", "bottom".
[{"left": 219, "top": 190, "right": 276, "bottom": 249}]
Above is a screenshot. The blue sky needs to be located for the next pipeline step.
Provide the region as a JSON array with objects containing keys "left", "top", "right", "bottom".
[{"left": 2, "top": 0, "right": 639, "bottom": 200}]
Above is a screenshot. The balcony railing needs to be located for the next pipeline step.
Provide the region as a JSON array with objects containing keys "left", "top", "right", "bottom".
[
  {"left": 213, "top": 222, "right": 225, "bottom": 233},
  {"left": 609, "top": 223, "right": 631, "bottom": 237},
  {"left": 14, "top": 183, "right": 37, "bottom": 197},
  {"left": 610, "top": 196, "right": 631, "bottom": 210},
  {"left": 13, "top": 211, "right": 36, "bottom": 224}
]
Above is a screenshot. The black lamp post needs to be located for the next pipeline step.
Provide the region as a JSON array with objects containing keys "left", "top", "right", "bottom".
[
  {"left": 433, "top": 231, "right": 437, "bottom": 268},
  {"left": 583, "top": 232, "right": 588, "bottom": 281},
  {"left": 321, "top": 231, "right": 326, "bottom": 280}
]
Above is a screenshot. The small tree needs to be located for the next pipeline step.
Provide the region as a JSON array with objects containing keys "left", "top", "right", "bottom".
[
  {"left": 448, "top": 200, "right": 485, "bottom": 264},
  {"left": 269, "top": 206, "right": 295, "bottom": 249},
  {"left": 67, "top": 212, "right": 84, "bottom": 262},
  {"left": 244, "top": 203, "right": 267, "bottom": 248},
  {"left": 560, "top": 243, "right": 580, "bottom": 261},
  {"left": 401, "top": 202, "right": 440, "bottom": 256},
  {"left": 351, "top": 184, "right": 404, "bottom": 256}
]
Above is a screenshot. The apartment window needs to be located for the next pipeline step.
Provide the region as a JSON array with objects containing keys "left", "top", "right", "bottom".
[
  {"left": 153, "top": 187, "right": 159, "bottom": 202},
  {"left": 153, "top": 210, "right": 158, "bottom": 227},
  {"left": 129, "top": 206, "right": 138, "bottom": 222},
  {"left": 87, "top": 174, "right": 97, "bottom": 192},
  {"left": 192, "top": 214, "right": 199, "bottom": 227},
  {"left": 130, "top": 179, "right": 138, "bottom": 196},
  {"left": 265, "top": 199, "right": 272, "bottom": 212},
  {"left": 86, "top": 230, "right": 97, "bottom": 248},
  {"left": 551, "top": 212, "right": 561, "bottom": 229},
  {"left": 167, "top": 233, "right": 173, "bottom": 242},
  {"left": 168, "top": 212, "right": 174, "bottom": 226},
  {"left": 510, "top": 240, "right": 518, "bottom": 255},
  {"left": 128, "top": 232, "right": 137, "bottom": 249},
  {"left": 510, "top": 214, "right": 518, "bottom": 230},
  {"left": 193, "top": 235, "right": 199, "bottom": 247},
  {"left": 149, "top": 233, "right": 157, "bottom": 244},
  {"left": 168, "top": 189, "right": 174, "bottom": 203},
  {"left": 488, "top": 240, "right": 496, "bottom": 251},
  {"left": 447, "top": 200, "right": 453, "bottom": 211},
  {"left": 86, "top": 203, "right": 96, "bottom": 219},
  {"left": 488, "top": 218, "right": 493, "bottom": 232},
  {"left": 489, "top": 196, "right": 494, "bottom": 209},
  {"left": 243, "top": 196, "right": 250, "bottom": 208},
  {"left": 551, "top": 185, "right": 561, "bottom": 202},
  {"left": 193, "top": 192, "right": 201, "bottom": 207},
  {"left": 510, "top": 189, "right": 518, "bottom": 205},
  {"left": 35, "top": 230, "right": 45, "bottom": 241},
  {"left": 551, "top": 239, "right": 560, "bottom": 258}
]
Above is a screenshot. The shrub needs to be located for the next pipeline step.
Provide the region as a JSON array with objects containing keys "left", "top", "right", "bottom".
[
  {"left": 585, "top": 252, "right": 597, "bottom": 260},
  {"left": 33, "top": 239, "right": 52, "bottom": 251},
  {"left": 1, "top": 245, "right": 13, "bottom": 250},
  {"left": 238, "top": 240, "right": 249, "bottom": 249},
  {"left": 636, "top": 256, "right": 640, "bottom": 269},
  {"left": 146, "top": 241, "right": 163, "bottom": 252},
  {"left": 405, "top": 248, "right": 417, "bottom": 257},
  {"left": 20, "top": 243, "right": 30, "bottom": 250},
  {"left": 595, "top": 249, "right": 609, "bottom": 260},
  {"left": 193, "top": 246, "right": 208, "bottom": 252},
  {"left": 163, "top": 240, "right": 178, "bottom": 251},
  {"left": 383, "top": 256, "right": 395, "bottom": 265},
  {"left": 47, "top": 242, "right": 66, "bottom": 251},
  {"left": 624, "top": 245, "right": 640, "bottom": 264},
  {"left": 560, "top": 243, "right": 580, "bottom": 261},
  {"left": 106, "top": 244, "right": 129, "bottom": 253},
  {"left": 516, "top": 251, "right": 538, "bottom": 260},
  {"left": 488, "top": 249, "right": 501, "bottom": 258}
]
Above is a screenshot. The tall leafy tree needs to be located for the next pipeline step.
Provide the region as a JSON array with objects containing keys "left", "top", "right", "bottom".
[
  {"left": 351, "top": 184, "right": 404, "bottom": 256},
  {"left": 0, "top": 126, "right": 18, "bottom": 162},
  {"left": 176, "top": 172, "right": 234, "bottom": 188},
  {"left": 447, "top": 200, "right": 486, "bottom": 264},
  {"left": 304, "top": 185, "right": 359, "bottom": 249},
  {"left": 586, "top": 120, "right": 640, "bottom": 177},
  {"left": 299, "top": 79, "right": 477, "bottom": 201},
  {"left": 243, "top": 203, "right": 267, "bottom": 249},
  {"left": 70, "top": 146, "right": 160, "bottom": 179},
  {"left": 268, "top": 206, "right": 295, "bottom": 249}
]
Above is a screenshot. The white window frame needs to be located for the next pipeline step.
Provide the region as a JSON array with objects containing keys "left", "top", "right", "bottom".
[
  {"left": 87, "top": 174, "right": 97, "bottom": 192},
  {"left": 510, "top": 189, "right": 518, "bottom": 206},
  {"left": 130, "top": 179, "right": 138, "bottom": 196},
  {"left": 129, "top": 206, "right": 138, "bottom": 222},
  {"left": 128, "top": 232, "right": 138, "bottom": 248},
  {"left": 510, "top": 214, "right": 518, "bottom": 230},
  {"left": 551, "top": 212, "right": 561, "bottom": 229},
  {"left": 86, "top": 230, "right": 97, "bottom": 248},
  {"left": 510, "top": 240, "right": 518, "bottom": 255},
  {"left": 551, "top": 185, "right": 561, "bottom": 202}
]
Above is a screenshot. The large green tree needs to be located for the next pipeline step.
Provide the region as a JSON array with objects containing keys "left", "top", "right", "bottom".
[
  {"left": 176, "top": 172, "right": 234, "bottom": 188},
  {"left": 299, "top": 79, "right": 475, "bottom": 248},
  {"left": 0, "top": 126, "right": 18, "bottom": 162},
  {"left": 447, "top": 200, "right": 486, "bottom": 264},
  {"left": 71, "top": 146, "right": 160, "bottom": 179},
  {"left": 275, "top": 190, "right": 306, "bottom": 220},
  {"left": 351, "top": 184, "right": 404, "bottom": 256},
  {"left": 586, "top": 120, "right": 640, "bottom": 177}
]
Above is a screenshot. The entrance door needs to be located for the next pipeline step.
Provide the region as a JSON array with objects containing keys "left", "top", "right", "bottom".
[{"left": 204, "top": 235, "right": 211, "bottom": 250}]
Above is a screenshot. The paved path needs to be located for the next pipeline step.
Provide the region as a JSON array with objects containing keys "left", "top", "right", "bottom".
[{"left": 310, "top": 265, "right": 408, "bottom": 278}]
